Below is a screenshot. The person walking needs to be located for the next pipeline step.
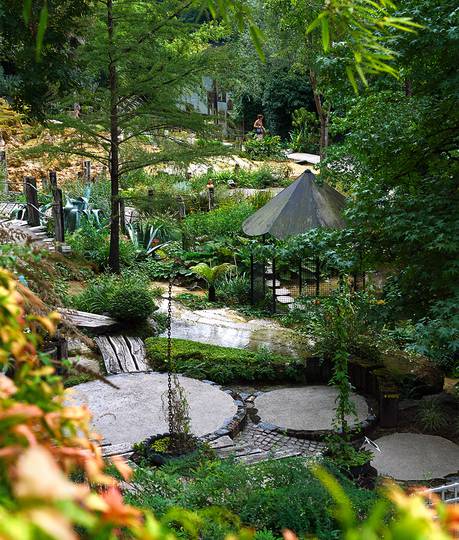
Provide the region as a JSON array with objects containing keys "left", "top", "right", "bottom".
[{"left": 253, "top": 114, "right": 266, "bottom": 139}]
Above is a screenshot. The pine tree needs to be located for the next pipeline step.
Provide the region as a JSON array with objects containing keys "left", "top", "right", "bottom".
[{"left": 32, "top": 0, "right": 229, "bottom": 272}]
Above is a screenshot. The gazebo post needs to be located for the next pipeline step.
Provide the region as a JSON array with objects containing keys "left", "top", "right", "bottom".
[
  {"left": 272, "top": 256, "right": 276, "bottom": 313},
  {"left": 250, "top": 252, "right": 254, "bottom": 305},
  {"left": 315, "top": 257, "right": 320, "bottom": 297},
  {"left": 262, "top": 234, "right": 266, "bottom": 297},
  {"left": 298, "top": 259, "right": 303, "bottom": 295}
]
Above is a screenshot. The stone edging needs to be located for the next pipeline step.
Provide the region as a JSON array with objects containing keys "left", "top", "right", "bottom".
[{"left": 199, "top": 380, "right": 247, "bottom": 442}]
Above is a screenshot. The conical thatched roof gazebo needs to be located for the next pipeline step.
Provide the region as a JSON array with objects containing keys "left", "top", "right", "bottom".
[
  {"left": 243, "top": 170, "right": 348, "bottom": 311},
  {"left": 242, "top": 169, "right": 346, "bottom": 240}
]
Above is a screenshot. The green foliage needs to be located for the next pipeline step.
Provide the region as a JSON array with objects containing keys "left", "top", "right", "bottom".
[
  {"left": 146, "top": 337, "right": 305, "bottom": 385},
  {"left": 310, "top": 289, "right": 382, "bottom": 361},
  {"left": 243, "top": 135, "right": 284, "bottom": 160},
  {"left": 127, "top": 457, "right": 377, "bottom": 540},
  {"left": 67, "top": 221, "right": 137, "bottom": 269},
  {"left": 216, "top": 273, "right": 251, "bottom": 305},
  {"left": 64, "top": 177, "right": 112, "bottom": 217},
  {"left": 0, "top": 0, "right": 91, "bottom": 116},
  {"left": 125, "top": 221, "right": 176, "bottom": 257},
  {"left": 324, "top": 0, "right": 459, "bottom": 367},
  {"left": 72, "top": 273, "right": 158, "bottom": 323},
  {"left": 191, "top": 165, "right": 290, "bottom": 190},
  {"left": 416, "top": 399, "right": 448, "bottom": 433},
  {"left": 183, "top": 201, "right": 254, "bottom": 239},
  {"left": 408, "top": 295, "right": 459, "bottom": 374},
  {"left": 247, "top": 190, "right": 274, "bottom": 210},
  {"left": 189, "top": 262, "right": 235, "bottom": 286},
  {"left": 175, "top": 293, "right": 218, "bottom": 310},
  {"left": 289, "top": 108, "right": 320, "bottom": 153}
]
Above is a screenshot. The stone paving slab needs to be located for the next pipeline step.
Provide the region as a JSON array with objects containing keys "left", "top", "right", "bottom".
[
  {"left": 66, "top": 372, "right": 237, "bottom": 447},
  {"left": 371, "top": 433, "right": 459, "bottom": 481},
  {"left": 254, "top": 386, "right": 369, "bottom": 432},
  {"left": 157, "top": 299, "right": 312, "bottom": 357}
]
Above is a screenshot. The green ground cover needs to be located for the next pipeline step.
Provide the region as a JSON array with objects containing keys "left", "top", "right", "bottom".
[{"left": 146, "top": 337, "right": 305, "bottom": 385}]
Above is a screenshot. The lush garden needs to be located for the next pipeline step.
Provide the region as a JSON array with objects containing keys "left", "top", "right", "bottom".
[{"left": 0, "top": 0, "right": 458, "bottom": 538}]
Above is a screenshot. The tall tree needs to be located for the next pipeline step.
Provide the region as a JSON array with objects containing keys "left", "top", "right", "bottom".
[
  {"left": 31, "top": 0, "right": 228, "bottom": 272},
  {"left": 326, "top": 0, "right": 459, "bottom": 368}
]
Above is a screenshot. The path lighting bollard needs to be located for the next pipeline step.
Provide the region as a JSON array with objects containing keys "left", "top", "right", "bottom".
[{"left": 207, "top": 180, "right": 215, "bottom": 211}]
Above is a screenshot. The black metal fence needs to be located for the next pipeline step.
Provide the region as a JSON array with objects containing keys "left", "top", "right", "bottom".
[{"left": 250, "top": 254, "right": 365, "bottom": 313}]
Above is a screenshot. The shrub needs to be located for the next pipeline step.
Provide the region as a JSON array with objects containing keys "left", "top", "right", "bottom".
[
  {"left": 183, "top": 201, "right": 254, "bottom": 239},
  {"left": 145, "top": 337, "right": 305, "bottom": 384},
  {"left": 242, "top": 134, "right": 285, "bottom": 160},
  {"left": 416, "top": 399, "right": 448, "bottom": 433},
  {"left": 72, "top": 273, "right": 158, "bottom": 323},
  {"left": 216, "top": 273, "right": 251, "bottom": 305},
  {"left": 67, "top": 220, "right": 137, "bottom": 269},
  {"left": 191, "top": 165, "right": 290, "bottom": 190}
]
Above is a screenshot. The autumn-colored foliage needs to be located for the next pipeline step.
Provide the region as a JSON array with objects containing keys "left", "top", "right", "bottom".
[{"left": 0, "top": 268, "right": 174, "bottom": 539}]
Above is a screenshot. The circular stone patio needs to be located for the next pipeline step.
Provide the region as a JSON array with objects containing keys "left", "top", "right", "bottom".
[
  {"left": 254, "top": 386, "right": 369, "bottom": 432},
  {"left": 371, "top": 433, "right": 459, "bottom": 481},
  {"left": 66, "top": 373, "right": 237, "bottom": 446}
]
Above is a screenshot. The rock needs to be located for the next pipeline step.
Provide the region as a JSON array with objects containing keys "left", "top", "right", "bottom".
[
  {"left": 146, "top": 317, "right": 160, "bottom": 336},
  {"left": 381, "top": 351, "right": 444, "bottom": 398},
  {"left": 69, "top": 354, "right": 102, "bottom": 374}
]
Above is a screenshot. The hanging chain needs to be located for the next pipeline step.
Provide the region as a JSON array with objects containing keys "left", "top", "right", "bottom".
[{"left": 167, "top": 277, "right": 174, "bottom": 438}]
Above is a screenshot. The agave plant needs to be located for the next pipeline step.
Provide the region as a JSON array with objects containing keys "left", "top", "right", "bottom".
[
  {"left": 189, "top": 262, "right": 235, "bottom": 301},
  {"left": 63, "top": 196, "right": 105, "bottom": 232},
  {"left": 126, "top": 221, "right": 171, "bottom": 256}
]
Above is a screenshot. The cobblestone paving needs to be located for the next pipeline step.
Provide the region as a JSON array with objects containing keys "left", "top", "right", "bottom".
[{"left": 234, "top": 420, "right": 325, "bottom": 456}]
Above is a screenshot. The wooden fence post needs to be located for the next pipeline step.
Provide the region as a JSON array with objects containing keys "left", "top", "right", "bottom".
[
  {"left": 0, "top": 147, "right": 7, "bottom": 194},
  {"left": 148, "top": 188, "right": 154, "bottom": 211},
  {"left": 50, "top": 171, "right": 65, "bottom": 242},
  {"left": 83, "top": 160, "right": 91, "bottom": 182},
  {"left": 24, "top": 176, "right": 40, "bottom": 226}
]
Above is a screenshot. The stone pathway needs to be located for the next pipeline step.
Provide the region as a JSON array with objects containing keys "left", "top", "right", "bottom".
[
  {"left": 370, "top": 433, "right": 459, "bottom": 481},
  {"left": 233, "top": 421, "right": 324, "bottom": 458},
  {"left": 157, "top": 297, "right": 312, "bottom": 357},
  {"left": 254, "top": 386, "right": 370, "bottom": 432}
]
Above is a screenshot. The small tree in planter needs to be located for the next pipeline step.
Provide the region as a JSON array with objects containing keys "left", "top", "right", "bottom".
[
  {"left": 132, "top": 278, "right": 198, "bottom": 466},
  {"left": 322, "top": 285, "right": 374, "bottom": 482},
  {"left": 189, "top": 262, "right": 235, "bottom": 302}
]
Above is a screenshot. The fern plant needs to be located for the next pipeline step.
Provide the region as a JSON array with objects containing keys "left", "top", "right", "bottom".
[{"left": 189, "top": 262, "right": 235, "bottom": 301}]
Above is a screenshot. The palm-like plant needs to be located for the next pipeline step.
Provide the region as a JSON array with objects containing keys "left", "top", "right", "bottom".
[{"left": 189, "top": 262, "right": 235, "bottom": 302}]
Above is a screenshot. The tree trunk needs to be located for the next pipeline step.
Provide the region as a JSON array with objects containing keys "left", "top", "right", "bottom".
[
  {"left": 309, "top": 70, "right": 330, "bottom": 160},
  {"left": 107, "top": 0, "right": 120, "bottom": 273},
  {"left": 208, "top": 284, "right": 216, "bottom": 302}
]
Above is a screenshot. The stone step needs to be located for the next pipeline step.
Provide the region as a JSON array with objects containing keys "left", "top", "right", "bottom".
[
  {"left": 265, "top": 280, "right": 281, "bottom": 288},
  {"left": 275, "top": 287, "right": 291, "bottom": 296},
  {"left": 209, "top": 435, "right": 235, "bottom": 450},
  {"left": 276, "top": 296, "right": 295, "bottom": 304},
  {"left": 238, "top": 448, "right": 302, "bottom": 465}
]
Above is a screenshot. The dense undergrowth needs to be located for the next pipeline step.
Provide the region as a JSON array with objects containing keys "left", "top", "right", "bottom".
[{"left": 126, "top": 452, "right": 378, "bottom": 540}]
